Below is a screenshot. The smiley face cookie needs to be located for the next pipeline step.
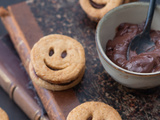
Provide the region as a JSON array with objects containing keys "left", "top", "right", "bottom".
[
  {"left": 30, "top": 34, "right": 85, "bottom": 91},
  {"left": 67, "top": 101, "right": 122, "bottom": 120},
  {"left": 79, "top": 0, "right": 123, "bottom": 21},
  {"left": 0, "top": 108, "right": 9, "bottom": 120}
]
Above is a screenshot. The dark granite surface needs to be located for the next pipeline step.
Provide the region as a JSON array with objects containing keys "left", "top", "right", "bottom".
[{"left": 27, "top": 0, "right": 160, "bottom": 120}]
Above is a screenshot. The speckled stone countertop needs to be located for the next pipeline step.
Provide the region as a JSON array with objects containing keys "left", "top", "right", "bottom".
[{"left": 27, "top": 0, "right": 160, "bottom": 119}]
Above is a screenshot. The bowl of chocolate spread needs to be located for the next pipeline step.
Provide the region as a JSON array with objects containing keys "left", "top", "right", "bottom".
[{"left": 96, "top": 2, "right": 160, "bottom": 89}]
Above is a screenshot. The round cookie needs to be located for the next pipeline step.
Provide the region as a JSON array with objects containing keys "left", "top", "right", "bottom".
[
  {"left": 30, "top": 34, "right": 85, "bottom": 84},
  {"left": 67, "top": 101, "right": 122, "bottom": 120},
  {"left": 79, "top": 0, "right": 123, "bottom": 21},
  {"left": 0, "top": 108, "right": 9, "bottom": 120},
  {"left": 29, "top": 62, "right": 85, "bottom": 91}
]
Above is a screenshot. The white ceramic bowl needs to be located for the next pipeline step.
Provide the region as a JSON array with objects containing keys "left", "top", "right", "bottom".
[{"left": 96, "top": 2, "right": 160, "bottom": 89}]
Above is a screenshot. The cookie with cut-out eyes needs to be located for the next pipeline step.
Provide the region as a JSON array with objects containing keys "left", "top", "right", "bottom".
[
  {"left": 79, "top": 0, "right": 123, "bottom": 21},
  {"left": 0, "top": 108, "right": 9, "bottom": 120},
  {"left": 30, "top": 34, "right": 85, "bottom": 90},
  {"left": 29, "top": 62, "right": 85, "bottom": 91},
  {"left": 67, "top": 101, "right": 122, "bottom": 120}
]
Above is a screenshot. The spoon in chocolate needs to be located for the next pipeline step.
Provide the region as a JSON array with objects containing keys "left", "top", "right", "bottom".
[{"left": 127, "top": 0, "right": 156, "bottom": 60}]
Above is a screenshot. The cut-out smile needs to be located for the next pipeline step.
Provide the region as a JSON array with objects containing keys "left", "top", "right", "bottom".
[
  {"left": 32, "top": 65, "right": 75, "bottom": 86},
  {"left": 90, "top": 0, "right": 106, "bottom": 9},
  {"left": 44, "top": 59, "right": 63, "bottom": 71}
]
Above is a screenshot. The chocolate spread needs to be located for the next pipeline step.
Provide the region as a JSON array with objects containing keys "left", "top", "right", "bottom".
[{"left": 106, "top": 23, "right": 160, "bottom": 73}]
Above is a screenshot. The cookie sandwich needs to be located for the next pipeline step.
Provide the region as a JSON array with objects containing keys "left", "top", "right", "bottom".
[
  {"left": 67, "top": 101, "right": 122, "bottom": 120},
  {"left": 29, "top": 34, "right": 85, "bottom": 91}
]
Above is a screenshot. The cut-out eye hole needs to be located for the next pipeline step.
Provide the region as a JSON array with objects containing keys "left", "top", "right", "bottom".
[
  {"left": 61, "top": 50, "right": 67, "bottom": 58},
  {"left": 87, "top": 116, "right": 93, "bottom": 120},
  {"left": 49, "top": 48, "right": 54, "bottom": 56}
]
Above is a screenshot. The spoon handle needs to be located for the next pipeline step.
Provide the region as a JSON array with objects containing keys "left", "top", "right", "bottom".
[{"left": 143, "top": 0, "right": 156, "bottom": 34}]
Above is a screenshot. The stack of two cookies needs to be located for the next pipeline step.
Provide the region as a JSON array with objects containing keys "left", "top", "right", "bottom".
[{"left": 29, "top": 34, "right": 85, "bottom": 91}]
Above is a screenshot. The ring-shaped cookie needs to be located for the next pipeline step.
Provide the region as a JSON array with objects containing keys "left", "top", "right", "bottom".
[
  {"left": 29, "top": 62, "right": 85, "bottom": 91},
  {"left": 67, "top": 101, "right": 122, "bottom": 120},
  {"left": 31, "top": 34, "right": 85, "bottom": 84},
  {"left": 79, "top": 0, "right": 123, "bottom": 21},
  {"left": 0, "top": 108, "right": 9, "bottom": 120}
]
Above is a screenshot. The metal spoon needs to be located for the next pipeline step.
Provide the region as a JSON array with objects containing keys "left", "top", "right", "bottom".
[{"left": 127, "top": 0, "right": 156, "bottom": 60}]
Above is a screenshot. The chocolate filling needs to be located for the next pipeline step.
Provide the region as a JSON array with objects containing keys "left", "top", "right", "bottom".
[
  {"left": 122, "top": 1, "right": 126, "bottom": 4},
  {"left": 89, "top": 0, "right": 105, "bottom": 9},
  {"left": 48, "top": 80, "right": 75, "bottom": 86}
]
